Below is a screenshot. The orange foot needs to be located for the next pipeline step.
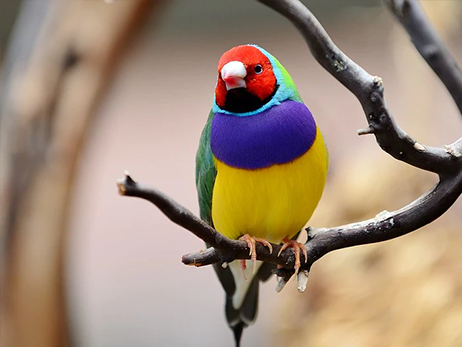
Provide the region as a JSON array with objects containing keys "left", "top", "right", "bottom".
[
  {"left": 239, "top": 234, "right": 273, "bottom": 275},
  {"left": 277, "top": 238, "right": 307, "bottom": 276}
]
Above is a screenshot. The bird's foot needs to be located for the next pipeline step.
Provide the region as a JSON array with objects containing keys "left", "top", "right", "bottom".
[
  {"left": 238, "top": 234, "right": 273, "bottom": 275},
  {"left": 277, "top": 238, "right": 307, "bottom": 277}
]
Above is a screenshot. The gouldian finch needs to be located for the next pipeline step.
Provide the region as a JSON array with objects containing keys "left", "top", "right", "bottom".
[{"left": 196, "top": 45, "right": 328, "bottom": 346}]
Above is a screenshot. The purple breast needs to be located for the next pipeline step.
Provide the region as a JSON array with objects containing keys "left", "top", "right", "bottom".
[{"left": 211, "top": 100, "right": 317, "bottom": 170}]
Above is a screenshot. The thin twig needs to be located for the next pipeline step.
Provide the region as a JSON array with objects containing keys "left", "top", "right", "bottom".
[
  {"left": 385, "top": 0, "right": 462, "bottom": 116},
  {"left": 117, "top": 173, "right": 286, "bottom": 266},
  {"left": 257, "top": 0, "right": 460, "bottom": 175},
  {"left": 305, "top": 173, "right": 462, "bottom": 264}
]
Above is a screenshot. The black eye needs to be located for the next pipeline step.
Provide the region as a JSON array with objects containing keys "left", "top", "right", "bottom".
[{"left": 254, "top": 64, "right": 263, "bottom": 74}]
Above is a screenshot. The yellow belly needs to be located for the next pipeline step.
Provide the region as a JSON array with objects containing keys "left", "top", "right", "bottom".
[{"left": 212, "top": 127, "right": 328, "bottom": 243}]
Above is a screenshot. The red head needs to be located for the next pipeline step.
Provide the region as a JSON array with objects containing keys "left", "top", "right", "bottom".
[{"left": 215, "top": 45, "right": 277, "bottom": 113}]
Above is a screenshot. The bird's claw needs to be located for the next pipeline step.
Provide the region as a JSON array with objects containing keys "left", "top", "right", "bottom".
[
  {"left": 277, "top": 239, "right": 307, "bottom": 277},
  {"left": 239, "top": 234, "right": 273, "bottom": 274}
]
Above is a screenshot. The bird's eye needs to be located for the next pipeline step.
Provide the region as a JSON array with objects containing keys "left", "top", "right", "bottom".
[{"left": 254, "top": 64, "right": 263, "bottom": 74}]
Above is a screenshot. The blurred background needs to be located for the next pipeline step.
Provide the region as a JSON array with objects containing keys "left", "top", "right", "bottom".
[{"left": 1, "top": 1, "right": 462, "bottom": 346}]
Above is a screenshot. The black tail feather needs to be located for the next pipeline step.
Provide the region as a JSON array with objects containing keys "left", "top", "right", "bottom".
[
  {"left": 232, "top": 322, "right": 245, "bottom": 347},
  {"left": 240, "top": 274, "right": 259, "bottom": 325},
  {"left": 225, "top": 274, "right": 260, "bottom": 346},
  {"left": 215, "top": 261, "right": 277, "bottom": 346}
]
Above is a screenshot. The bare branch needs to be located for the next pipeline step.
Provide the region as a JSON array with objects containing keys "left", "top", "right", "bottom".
[
  {"left": 306, "top": 173, "right": 462, "bottom": 262},
  {"left": 117, "top": 173, "right": 221, "bottom": 248},
  {"left": 117, "top": 174, "right": 289, "bottom": 267},
  {"left": 118, "top": 168, "right": 462, "bottom": 270},
  {"left": 257, "top": 0, "right": 460, "bottom": 176},
  {"left": 385, "top": 0, "right": 462, "bottom": 116}
]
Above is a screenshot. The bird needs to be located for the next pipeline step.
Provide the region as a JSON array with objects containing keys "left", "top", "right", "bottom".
[{"left": 195, "top": 44, "right": 328, "bottom": 347}]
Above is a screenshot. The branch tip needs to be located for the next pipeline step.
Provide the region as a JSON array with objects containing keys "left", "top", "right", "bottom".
[
  {"left": 297, "top": 270, "right": 310, "bottom": 293},
  {"left": 117, "top": 171, "right": 138, "bottom": 195},
  {"left": 357, "top": 126, "right": 375, "bottom": 136},
  {"left": 385, "top": 0, "right": 462, "bottom": 116},
  {"left": 373, "top": 75, "right": 384, "bottom": 87},
  {"left": 413, "top": 142, "right": 426, "bottom": 152},
  {"left": 443, "top": 144, "right": 462, "bottom": 158},
  {"left": 124, "top": 171, "right": 136, "bottom": 185},
  {"left": 116, "top": 180, "right": 127, "bottom": 195},
  {"left": 275, "top": 276, "right": 289, "bottom": 293},
  {"left": 182, "top": 254, "right": 202, "bottom": 267}
]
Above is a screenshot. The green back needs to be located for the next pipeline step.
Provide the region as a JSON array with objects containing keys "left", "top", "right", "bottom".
[{"left": 195, "top": 110, "right": 216, "bottom": 225}]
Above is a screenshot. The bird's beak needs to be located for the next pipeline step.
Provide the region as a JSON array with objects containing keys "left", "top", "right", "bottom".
[{"left": 221, "top": 61, "right": 247, "bottom": 91}]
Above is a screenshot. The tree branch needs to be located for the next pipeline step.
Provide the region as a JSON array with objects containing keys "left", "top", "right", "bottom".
[
  {"left": 117, "top": 0, "right": 462, "bottom": 286},
  {"left": 257, "top": 0, "right": 460, "bottom": 175},
  {"left": 305, "top": 172, "right": 462, "bottom": 263},
  {"left": 117, "top": 173, "right": 282, "bottom": 266},
  {"left": 385, "top": 0, "right": 462, "bottom": 117},
  {"left": 118, "top": 166, "right": 462, "bottom": 270}
]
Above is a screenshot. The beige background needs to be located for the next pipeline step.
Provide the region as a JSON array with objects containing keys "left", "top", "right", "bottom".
[{"left": 66, "top": 1, "right": 462, "bottom": 346}]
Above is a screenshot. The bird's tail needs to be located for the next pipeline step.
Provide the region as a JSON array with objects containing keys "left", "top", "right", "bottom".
[
  {"left": 226, "top": 274, "right": 260, "bottom": 347},
  {"left": 213, "top": 259, "right": 275, "bottom": 347}
]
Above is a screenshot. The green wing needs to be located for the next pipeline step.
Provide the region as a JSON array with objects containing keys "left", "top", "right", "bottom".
[{"left": 195, "top": 110, "right": 217, "bottom": 226}]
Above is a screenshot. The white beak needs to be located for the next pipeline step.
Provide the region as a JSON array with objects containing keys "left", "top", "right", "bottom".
[{"left": 221, "top": 61, "right": 247, "bottom": 91}]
